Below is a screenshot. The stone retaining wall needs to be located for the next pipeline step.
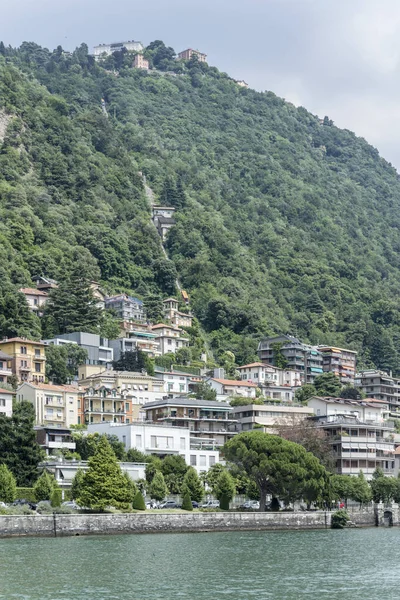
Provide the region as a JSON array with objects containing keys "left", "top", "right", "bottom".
[{"left": 0, "top": 508, "right": 377, "bottom": 538}]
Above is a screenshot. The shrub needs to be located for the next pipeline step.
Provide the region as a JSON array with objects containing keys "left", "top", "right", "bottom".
[
  {"left": 34, "top": 471, "right": 58, "bottom": 502},
  {"left": 51, "top": 488, "right": 62, "bottom": 507},
  {"left": 132, "top": 491, "right": 146, "bottom": 511},
  {"left": 181, "top": 491, "right": 193, "bottom": 511},
  {"left": 53, "top": 506, "right": 74, "bottom": 514},
  {"left": 15, "top": 487, "right": 36, "bottom": 502},
  {"left": 0, "top": 464, "right": 16, "bottom": 503},
  {"left": 36, "top": 501, "right": 53, "bottom": 514},
  {"left": 331, "top": 509, "right": 350, "bottom": 529}
]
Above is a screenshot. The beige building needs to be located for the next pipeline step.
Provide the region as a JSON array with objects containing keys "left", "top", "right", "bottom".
[
  {"left": 0, "top": 351, "right": 13, "bottom": 385},
  {"left": 79, "top": 369, "right": 166, "bottom": 424},
  {"left": 17, "top": 382, "right": 79, "bottom": 428},
  {"left": 207, "top": 377, "right": 258, "bottom": 401},
  {"left": 0, "top": 337, "right": 46, "bottom": 383},
  {"left": 163, "top": 298, "right": 193, "bottom": 328},
  {"left": 232, "top": 403, "right": 314, "bottom": 433},
  {"left": 178, "top": 48, "right": 207, "bottom": 62},
  {"left": 19, "top": 287, "right": 48, "bottom": 313},
  {"left": 133, "top": 54, "right": 149, "bottom": 69},
  {"left": 151, "top": 324, "right": 190, "bottom": 355}
]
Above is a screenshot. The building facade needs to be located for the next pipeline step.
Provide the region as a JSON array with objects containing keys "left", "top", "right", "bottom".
[
  {"left": 133, "top": 54, "right": 149, "bottom": 69},
  {"left": 19, "top": 287, "right": 48, "bottom": 314},
  {"left": 0, "top": 337, "right": 46, "bottom": 383},
  {"left": 35, "top": 426, "right": 76, "bottom": 456},
  {"left": 355, "top": 370, "right": 400, "bottom": 412},
  {"left": 143, "top": 397, "right": 237, "bottom": 448},
  {"left": 308, "top": 396, "right": 395, "bottom": 479},
  {"left": 152, "top": 207, "right": 176, "bottom": 241},
  {"left": 87, "top": 421, "right": 220, "bottom": 474},
  {"left": 0, "top": 351, "right": 13, "bottom": 384},
  {"left": 232, "top": 403, "right": 314, "bottom": 433},
  {"left": 318, "top": 346, "right": 357, "bottom": 385},
  {"left": 257, "top": 334, "right": 323, "bottom": 384},
  {"left": 17, "top": 382, "right": 79, "bottom": 428},
  {"left": 93, "top": 40, "right": 144, "bottom": 58},
  {"left": 178, "top": 49, "right": 207, "bottom": 62},
  {"left": 162, "top": 298, "right": 193, "bottom": 328},
  {"left": 151, "top": 324, "right": 189, "bottom": 355},
  {"left": 105, "top": 294, "right": 146, "bottom": 322},
  {"left": 110, "top": 323, "right": 161, "bottom": 360},
  {"left": 0, "top": 387, "right": 14, "bottom": 417},
  {"left": 207, "top": 377, "right": 257, "bottom": 402},
  {"left": 45, "top": 332, "right": 113, "bottom": 369}
]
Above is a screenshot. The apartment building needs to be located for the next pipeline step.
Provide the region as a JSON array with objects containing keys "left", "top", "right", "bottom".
[
  {"left": 177, "top": 48, "right": 207, "bottom": 62},
  {"left": 133, "top": 53, "right": 149, "bottom": 69},
  {"left": 110, "top": 322, "right": 160, "bottom": 360},
  {"left": 93, "top": 40, "right": 144, "bottom": 58},
  {"left": 207, "top": 377, "right": 257, "bottom": 402},
  {"left": 19, "top": 287, "right": 48, "bottom": 314},
  {"left": 0, "top": 351, "right": 13, "bottom": 385},
  {"left": 0, "top": 337, "right": 46, "bottom": 383},
  {"left": 163, "top": 298, "right": 193, "bottom": 328},
  {"left": 318, "top": 346, "right": 357, "bottom": 385},
  {"left": 151, "top": 324, "right": 189, "bottom": 355},
  {"left": 17, "top": 382, "right": 79, "bottom": 428},
  {"left": 0, "top": 387, "right": 14, "bottom": 417},
  {"left": 308, "top": 397, "right": 395, "bottom": 479},
  {"left": 355, "top": 370, "right": 400, "bottom": 412},
  {"left": 35, "top": 426, "right": 76, "bottom": 456},
  {"left": 45, "top": 332, "right": 113, "bottom": 369},
  {"left": 143, "top": 397, "right": 236, "bottom": 448},
  {"left": 257, "top": 334, "right": 323, "bottom": 384},
  {"left": 105, "top": 294, "right": 146, "bottom": 322},
  {"left": 232, "top": 403, "right": 314, "bottom": 433},
  {"left": 79, "top": 369, "right": 165, "bottom": 423},
  {"left": 88, "top": 421, "right": 220, "bottom": 474},
  {"left": 152, "top": 206, "right": 176, "bottom": 241}
]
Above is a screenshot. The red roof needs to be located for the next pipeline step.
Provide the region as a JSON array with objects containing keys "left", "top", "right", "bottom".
[
  {"left": 151, "top": 323, "right": 181, "bottom": 331},
  {"left": 19, "top": 288, "right": 48, "bottom": 297},
  {"left": 212, "top": 378, "right": 258, "bottom": 388},
  {"left": 0, "top": 388, "right": 13, "bottom": 395}
]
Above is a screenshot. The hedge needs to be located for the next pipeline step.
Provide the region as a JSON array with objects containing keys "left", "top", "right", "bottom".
[{"left": 15, "top": 488, "right": 36, "bottom": 502}]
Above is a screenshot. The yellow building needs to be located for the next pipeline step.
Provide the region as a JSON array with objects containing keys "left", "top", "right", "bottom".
[
  {"left": 17, "top": 382, "right": 79, "bottom": 428},
  {"left": 0, "top": 337, "right": 46, "bottom": 383}
]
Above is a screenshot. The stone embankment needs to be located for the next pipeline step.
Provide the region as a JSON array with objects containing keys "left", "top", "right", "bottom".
[{"left": 0, "top": 508, "right": 379, "bottom": 538}]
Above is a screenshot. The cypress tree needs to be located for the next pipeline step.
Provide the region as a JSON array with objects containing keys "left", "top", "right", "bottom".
[
  {"left": 181, "top": 489, "right": 193, "bottom": 511},
  {"left": 149, "top": 471, "right": 168, "bottom": 502},
  {"left": 0, "top": 464, "right": 16, "bottom": 503},
  {"left": 182, "top": 467, "right": 204, "bottom": 503},
  {"left": 34, "top": 471, "right": 57, "bottom": 502},
  {"left": 132, "top": 490, "right": 146, "bottom": 510}
]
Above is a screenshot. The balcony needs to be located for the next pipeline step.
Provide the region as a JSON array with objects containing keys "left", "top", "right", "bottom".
[{"left": 47, "top": 441, "right": 76, "bottom": 449}]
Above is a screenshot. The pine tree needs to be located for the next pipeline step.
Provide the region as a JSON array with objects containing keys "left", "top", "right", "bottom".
[
  {"left": 43, "top": 267, "right": 101, "bottom": 336},
  {"left": 34, "top": 471, "right": 57, "bottom": 502},
  {"left": 0, "top": 464, "right": 16, "bottom": 503},
  {"left": 149, "top": 471, "right": 168, "bottom": 502},
  {"left": 132, "top": 490, "right": 146, "bottom": 510},
  {"left": 70, "top": 469, "right": 85, "bottom": 500},
  {"left": 123, "top": 471, "right": 137, "bottom": 503},
  {"left": 182, "top": 467, "right": 204, "bottom": 503},
  {"left": 77, "top": 436, "right": 130, "bottom": 511},
  {"left": 214, "top": 470, "right": 235, "bottom": 510},
  {"left": 181, "top": 490, "right": 193, "bottom": 511}
]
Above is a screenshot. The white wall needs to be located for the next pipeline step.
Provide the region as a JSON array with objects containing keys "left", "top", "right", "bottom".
[{"left": 0, "top": 391, "right": 13, "bottom": 417}]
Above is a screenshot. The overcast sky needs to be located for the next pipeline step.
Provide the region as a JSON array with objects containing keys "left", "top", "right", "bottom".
[{"left": 3, "top": 0, "right": 400, "bottom": 169}]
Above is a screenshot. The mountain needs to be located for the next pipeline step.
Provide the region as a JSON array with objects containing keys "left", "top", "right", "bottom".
[{"left": 1, "top": 40, "right": 400, "bottom": 370}]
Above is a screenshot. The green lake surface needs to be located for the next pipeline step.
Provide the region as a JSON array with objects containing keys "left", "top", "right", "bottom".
[{"left": 0, "top": 528, "right": 398, "bottom": 599}]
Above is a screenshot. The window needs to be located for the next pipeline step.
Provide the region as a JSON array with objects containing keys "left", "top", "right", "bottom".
[
  {"left": 125, "top": 402, "right": 129, "bottom": 412},
  {"left": 167, "top": 339, "right": 172, "bottom": 345},
  {"left": 136, "top": 434, "right": 142, "bottom": 448},
  {"left": 209, "top": 456, "right": 216, "bottom": 466},
  {"left": 0, "top": 362, "right": 3, "bottom": 369},
  {"left": 179, "top": 384, "right": 185, "bottom": 392},
  {"left": 190, "top": 455, "right": 197, "bottom": 466},
  {"left": 180, "top": 437, "right": 186, "bottom": 450},
  {"left": 20, "top": 346, "right": 27, "bottom": 354},
  {"left": 35, "top": 349, "right": 40, "bottom": 357},
  {"left": 199, "top": 455, "right": 206, "bottom": 467},
  {"left": 0, "top": 399, "right": 5, "bottom": 407},
  {"left": 35, "top": 363, "right": 41, "bottom": 373},
  {"left": 46, "top": 408, "right": 54, "bottom": 415}
]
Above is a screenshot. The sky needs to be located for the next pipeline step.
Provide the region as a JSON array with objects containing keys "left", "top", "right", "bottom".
[{"left": 3, "top": 0, "right": 400, "bottom": 169}]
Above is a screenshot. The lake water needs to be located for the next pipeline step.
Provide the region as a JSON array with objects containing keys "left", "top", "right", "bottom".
[{"left": 0, "top": 528, "right": 399, "bottom": 599}]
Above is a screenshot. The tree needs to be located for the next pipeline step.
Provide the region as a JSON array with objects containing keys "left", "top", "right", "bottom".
[
  {"left": 271, "top": 343, "right": 288, "bottom": 369},
  {"left": 182, "top": 467, "right": 204, "bottom": 503},
  {"left": 0, "top": 464, "right": 16, "bottom": 503},
  {"left": 73, "top": 432, "right": 126, "bottom": 461},
  {"left": 314, "top": 373, "right": 342, "bottom": 397},
  {"left": 0, "top": 401, "right": 44, "bottom": 486},
  {"left": 175, "top": 346, "right": 192, "bottom": 365},
  {"left": 77, "top": 436, "right": 131, "bottom": 511},
  {"left": 50, "top": 488, "right": 62, "bottom": 507},
  {"left": 213, "top": 470, "right": 235, "bottom": 510},
  {"left": 192, "top": 381, "right": 217, "bottom": 401},
  {"left": 224, "top": 431, "right": 327, "bottom": 511},
  {"left": 370, "top": 469, "right": 396, "bottom": 504},
  {"left": 112, "top": 350, "right": 153, "bottom": 375},
  {"left": 351, "top": 471, "right": 373, "bottom": 506},
  {"left": 331, "top": 509, "right": 349, "bottom": 529},
  {"left": 149, "top": 471, "right": 168, "bottom": 502},
  {"left": 34, "top": 471, "right": 58, "bottom": 502},
  {"left": 204, "top": 463, "right": 225, "bottom": 490},
  {"left": 230, "top": 397, "right": 264, "bottom": 407},
  {"left": 43, "top": 268, "right": 102, "bottom": 336},
  {"left": 295, "top": 384, "right": 316, "bottom": 404},
  {"left": 126, "top": 448, "right": 150, "bottom": 463},
  {"left": 0, "top": 287, "right": 42, "bottom": 340},
  {"left": 181, "top": 490, "right": 193, "bottom": 511},
  {"left": 45, "top": 343, "right": 88, "bottom": 384},
  {"left": 331, "top": 474, "right": 354, "bottom": 508},
  {"left": 132, "top": 490, "right": 146, "bottom": 510},
  {"left": 161, "top": 455, "right": 188, "bottom": 494},
  {"left": 340, "top": 386, "right": 364, "bottom": 400},
  {"left": 274, "top": 416, "right": 334, "bottom": 470},
  {"left": 70, "top": 468, "right": 85, "bottom": 500},
  {"left": 123, "top": 472, "right": 137, "bottom": 503}
]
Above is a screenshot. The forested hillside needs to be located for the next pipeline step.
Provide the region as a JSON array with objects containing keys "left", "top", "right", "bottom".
[{"left": 1, "top": 40, "right": 400, "bottom": 370}]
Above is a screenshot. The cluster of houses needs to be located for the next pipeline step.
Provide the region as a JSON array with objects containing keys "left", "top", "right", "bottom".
[{"left": 1, "top": 320, "right": 399, "bottom": 484}]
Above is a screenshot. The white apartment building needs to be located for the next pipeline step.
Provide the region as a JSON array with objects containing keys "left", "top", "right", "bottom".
[
  {"left": 88, "top": 421, "right": 220, "bottom": 474},
  {"left": 19, "top": 287, "right": 48, "bottom": 313},
  {"left": 237, "top": 362, "right": 299, "bottom": 387},
  {"left": 355, "top": 370, "right": 400, "bottom": 412},
  {"left": 93, "top": 40, "right": 144, "bottom": 58},
  {"left": 207, "top": 377, "right": 257, "bottom": 402},
  {"left": 0, "top": 387, "right": 13, "bottom": 417},
  {"left": 232, "top": 403, "right": 314, "bottom": 433},
  {"left": 17, "top": 382, "right": 79, "bottom": 428},
  {"left": 151, "top": 324, "right": 189, "bottom": 355}
]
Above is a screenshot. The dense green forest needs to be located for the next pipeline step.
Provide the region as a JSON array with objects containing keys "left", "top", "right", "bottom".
[{"left": 1, "top": 40, "right": 400, "bottom": 370}]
